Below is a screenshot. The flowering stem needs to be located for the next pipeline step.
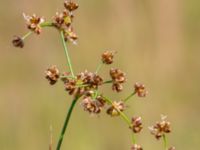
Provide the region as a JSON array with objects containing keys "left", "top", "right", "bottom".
[
  {"left": 22, "top": 31, "right": 32, "bottom": 40},
  {"left": 60, "top": 30, "right": 75, "bottom": 77},
  {"left": 123, "top": 92, "right": 136, "bottom": 102},
  {"left": 95, "top": 62, "right": 103, "bottom": 74},
  {"left": 163, "top": 134, "right": 168, "bottom": 150},
  {"left": 56, "top": 96, "right": 79, "bottom": 150}
]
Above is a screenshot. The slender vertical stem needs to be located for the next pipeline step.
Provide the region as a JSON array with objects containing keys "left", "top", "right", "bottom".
[
  {"left": 163, "top": 134, "right": 168, "bottom": 150},
  {"left": 60, "top": 31, "right": 75, "bottom": 77},
  {"left": 56, "top": 97, "right": 79, "bottom": 150},
  {"left": 131, "top": 133, "right": 136, "bottom": 144}
]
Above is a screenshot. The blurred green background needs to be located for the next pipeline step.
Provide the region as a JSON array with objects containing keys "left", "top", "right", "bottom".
[{"left": 1, "top": 0, "right": 200, "bottom": 149}]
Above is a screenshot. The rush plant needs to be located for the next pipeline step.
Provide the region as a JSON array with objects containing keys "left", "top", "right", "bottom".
[{"left": 12, "top": 1, "right": 175, "bottom": 150}]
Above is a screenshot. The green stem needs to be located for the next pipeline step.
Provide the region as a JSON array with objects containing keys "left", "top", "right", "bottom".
[
  {"left": 123, "top": 92, "right": 136, "bottom": 102},
  {"left": 40, "top": 22, "right": 54, "bottom": 27},
  {"left": 95, "top": 62, "right": 103, "bottom": 74},
  {"left": 22, "top": 31, "right": 32, "bottom": 40},
  {"left": 60, "top": 31, "right": 75, "bottom": 77},
  {"left": 163, "top": 134, "right": 168, "bottom": 150},
  {"left": 103, "top": 80, "right": 113, "bottom": 84},
  {"left": 131, "top": 133, "right": 136, "bottom": 144},
  {"left": 56, "top": 97, "right": 79, "bottom": 150},
  {"left": 103, "top": 96, "right": 131, "bottom": 126}
]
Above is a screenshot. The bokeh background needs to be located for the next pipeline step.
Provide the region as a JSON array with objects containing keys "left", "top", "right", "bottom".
[{"left": 1, "top": 0, "right": 200, "bottom": 149}]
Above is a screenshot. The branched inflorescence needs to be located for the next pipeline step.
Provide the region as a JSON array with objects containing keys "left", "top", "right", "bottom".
[{"left": 12, "top": 1, "right": 175, "bottom": 150}]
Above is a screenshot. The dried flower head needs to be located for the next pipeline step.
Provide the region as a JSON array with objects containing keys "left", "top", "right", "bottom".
[
  {"left": 110, "top": 68, "right": 126, "bottom": 92},
  {"left": 12, "top": 36, "right": 24, "bottom": 48},
  {"left": 23, "top": 13, "right": 44, "bottom": 34},
  {"left": 101, "top": 51, "right": 115, "bottom": 64},
  {"left": 81, "top": 96, "right": 106, "bottom": 114},
  {"left": 131, "top": 144, "right": 143, "bottom": 150},
  {"left": 77, "top": 71, "right": 103, "bottom": 89},
  {"left": 149, "top": 115, "right": 171, "bottom": 140},
  {"left": 64, "top": 1, "right": 79, "bottom": 12},
  {"left": 130, "top": 116, "right": 143, "bottom": 133},
  {"left": 134, "top": 83, "right": 148, "bottom": 97},
  {"left": 45, "top": 65, "right": 60, "bottom": 85},
  {"left": 107, "top": 101, "right": 125, "bottom": 117},
  {"left": 52, "top": 10, "right": 73, "bottom": 29}
]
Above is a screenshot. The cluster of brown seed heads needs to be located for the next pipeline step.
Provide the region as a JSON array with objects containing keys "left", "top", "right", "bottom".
[{"left": 12, "top": 1, "right": 175, "bottom": 150}]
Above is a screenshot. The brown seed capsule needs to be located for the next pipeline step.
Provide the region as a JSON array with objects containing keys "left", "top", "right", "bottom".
[
  {"left": 52, "top": 10, "right": 73, "bottom": 29},
  {"left": 45, "top": 65, "right": 60, "bottom": 85},
  {"left": 149, "top": 115, "right": 171, "bottom": 140},
  {"left": 101, "top": 51, "right": 115, "bottom": 64},
  {"left": 64, "top": 1, "right": 79, "bottom": 12},
  {"left": 112, "top": 83, "right": 123, "bottom": 92},
  {"left": 134, "top": 83, "right": 148, "bottom": 97},
  {"left": 131, "top": 144, "right": 143, "bottom": 150},
  {"left": 12, "top": 36, "right": 24, "bottom": 48},
  {"left": 23, "top": 13, "right": 44, "bottom": 34},
  {"left": 77, "top": 70, "right": 103, "bottom": 89},
  {"left": 107, "top": 101, "right": 125, "bottom": 117},
  {"left": 64, "top": 27, "right": 78, "bottom": 44},
  {"left": 81, "top": 96, "right": 106, "bottom": 114},
  {"left": 110, "top": 68, "right": 126, "bottom": 92},
  {"left": 130, "top": 116, "right": 143, "bottom": 133}
]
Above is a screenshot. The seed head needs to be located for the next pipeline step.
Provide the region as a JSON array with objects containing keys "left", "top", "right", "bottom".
[
  {"left": 52, "top": 10, "right": 73, "bottom": 29},
  {"left": 134, "top": 83, "right": 148, "bottom": 97},
  {"left": 149, "top": 115, "right": 171, "bottom": 140},
  {"left": 64, "top": 1, "right": 79, "bottom": 12},
  {"left": 81, "top": 96, "right": 106, "bottom": 114},
  {"left": 77, "top": 70, "right": 103, "bottom": 89},
  {"left": 107, "top": 101, "right": 125, "bottom": 117},
  {"left": 101, "top": 51, "right": 115, "bottom": 64},
  {"left": 131, "top": 144, "right": 143, "bottom": 150},
  {"left": 12, "top": 36, "right": 24, "bottom": 48},
  {"left": 130, "top": 116, "right": 143, "bottom": 133},
  {"left": 23, "top": 13, "right": 44, "bottom": 34},
  {"left": 45, "top": 65, "right": 60, "bottom": 85},
  {"left": 110, "top": 68, "right": 126, "bottom": 92}
]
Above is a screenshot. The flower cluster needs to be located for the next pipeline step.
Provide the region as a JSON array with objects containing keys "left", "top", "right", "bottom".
[
  {"left": 61, "top": 70, "right": 103, "bottom": 97},
  {"left": 12, "top": 1, "right": 78, "bottom": 48},
  {"left": 12, "top": 36, "right": 24, "bottom": 48},
  {"left": 45, "top": 65, "right": 60, "bottom": 85},
  {"left": 130, "top": 116, "right": 143, "bottom": 133},
  {"left": 23, "top": 13, "right": 45, "bottom": 34},
  {"left": 149, "top": 115, "right": 171, "bottom": 140},
  {"left": 52, "top": 1, "right": 78, "bottom": 43},
  {"left": 101, "top": 51, "right": 116, "bottom": 64},
  {"left": 110, "top": 68, "right": 126, "bottom": 92},
  {"left": 134, "top": 83, "right": 148, "bottom": 97}
]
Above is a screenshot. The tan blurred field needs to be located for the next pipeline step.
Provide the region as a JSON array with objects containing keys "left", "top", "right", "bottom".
[{"left": 1, "top": 0, "right": 200, "bottom": 149}]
